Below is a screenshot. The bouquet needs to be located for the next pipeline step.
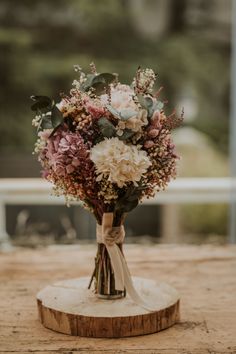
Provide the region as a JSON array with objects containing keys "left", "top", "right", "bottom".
[{"left": 31, "top": 63, "right": 183, "bottom": 301}]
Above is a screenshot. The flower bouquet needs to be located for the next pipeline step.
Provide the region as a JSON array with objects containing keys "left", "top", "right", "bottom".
[{"left": 31, "top": 63, "right": 183, "bottom": 304}]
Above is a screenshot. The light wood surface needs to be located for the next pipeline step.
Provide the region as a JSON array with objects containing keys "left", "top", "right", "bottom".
[
  {"left": 37, "top": 277, "right": 180, "bottom": 337},
  {"left": 1, "top": 244, "right": 236, "bottom": 353}
]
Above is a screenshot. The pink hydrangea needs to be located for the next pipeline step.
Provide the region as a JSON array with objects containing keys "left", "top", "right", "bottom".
[{"left": 40, "top": 127, "right": 92, "bottom": 178}]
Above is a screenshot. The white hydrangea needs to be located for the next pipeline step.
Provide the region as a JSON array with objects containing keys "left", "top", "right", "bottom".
[{"left": 90, "top": 137, "right": 151, "bottom": 187}]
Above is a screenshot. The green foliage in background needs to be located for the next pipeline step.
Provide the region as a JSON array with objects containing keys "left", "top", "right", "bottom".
[
  {"left": 181, "top": 204, "right": 228, "bottom": 241},
  {"left": 0, "top": 0, "right": 230, "bottom": 154}
]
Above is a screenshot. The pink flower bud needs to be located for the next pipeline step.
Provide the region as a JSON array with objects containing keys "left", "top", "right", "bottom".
[
  {"left": 66, "top": 165, "right": 75, "bottom": 174},
  {"left": 148, "top": 129, "right": 159, "bottom": 138},
  {"left": 144, "top": 140, "right": 155, "bottom": 149},
  {"left": 151, "top": 110, "right": 160, "bottom": 123}
]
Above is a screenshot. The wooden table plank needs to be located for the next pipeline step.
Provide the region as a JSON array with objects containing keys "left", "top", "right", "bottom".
[{"left": 0, "top": 244, "right": 236, "bottom": 354}]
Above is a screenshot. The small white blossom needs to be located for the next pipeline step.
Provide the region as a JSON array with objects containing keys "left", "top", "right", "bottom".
[
  {"left": 32, "top": 115, "right": 41, "bottom": 127},
  {"left": 74, "top": 64, "right": 82, "bottom": 72},
  {"left": 133, "top": 68, "right": 156, "bottom": 93},
  {"left": 72, "top": 79, "right": 81, "bottom": 89}
]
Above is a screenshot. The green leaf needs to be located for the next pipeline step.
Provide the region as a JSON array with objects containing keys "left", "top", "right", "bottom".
[
  {"left": 92, "top": 73, "right": 116, "bottom": 86},
  {"left": 31, "top": 95, "right": 52, "bottom": 103},
  {"left": 98, "top": 117, "right": 116, "bottom": 138},
  {"left": 106, "top": 105, "right": 121, "bottom": 119},
  {"left": 121, "top": 199, "right": 139, "bottom": 212},
  {"left": 115, "top": 186, "right": 142, "bottom": 213},
  {"left": 125, "top": 189, "right": 141, "bottom": 201},
  {"left": 92, "top": 82, "right": 106, "bottom": 96},
  {"left": 51, "top": 105, "right": 63, "bottom": 128},
  {"left": 153, "top": 100, "right": 164, "bottom": 111},
  {"left": 49, "top": 124, "right": 62, "bottom": 138},
  {"left": 94, "top": 135, "right": 104, "bottom": 144},
  {"left": 120, "top": 109, "right": 137, "bottom": 121},
  {"left": 30, "top": 96, "right": 52, "bottom": 112},
  {"left": 40, "top": 116, "right": 53, "bottom": 130},
  {"left": 90, "top": 73, "right": 116, "bottom": 96},
  {"left": 137, "top": 94, "right": 154, "bottom": 118},
  {"left": 115, "top": 196, "right": 139, "bottom": 213},
  {"left": 145, "top": 97, "right": 153, "bottom": 109},
  {"left": 118, "top": 128, "right": 135, "bottom": 141},
  {"left": 147, "top": 100, "right": 164, "bottom": 118},
  {"left": 137, "top": 94, "right": 146, "bottom": 108},
  {"left": 81, "top": 74, "right": 96, "bottom": 91},
  {"left": 81, "top": 73, "right": 116, "bottom": 93}
]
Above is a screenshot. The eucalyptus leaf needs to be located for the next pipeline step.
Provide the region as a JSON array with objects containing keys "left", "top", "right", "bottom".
[
  {"left": 41, "top": 116, "right": 53, "bottom": 130},
  {"left": 121, "top": 199, "right": 139, "bottom": 212},
  {"left": 81, "top": 74, "right": 96, "bottom": 91},
  {"left": 31, "top": 95, "right": 52, "bottom": 103},
  {"left": 115, "top": 186, "right": 142, "bottom": 213},
  {"left": 137, "top": 94, "right": 146, "bottom": 108},
  {"left": 98, "top": 117, "right": 116, "bottom": 138},
  {"left": 148, "top": 107, "right": 154, "bottom": 118},
  {"left": 106, "top": 105, "right": 121, "bottom": 119},
  {"left": 153, "top": 100, "right": 164, "bottom": 111},
  {"left": 125, "top": 189, "right": 141, "bottom": 201},
  {"left": 49, "top": 124, "right": 63, "bottom": 138},
  {"left": 30, "top": 95, "right": 52, "bottom": 112},
  {"left": 145, "top": 97, "right": 153, "bottom": 109},
  {"left": 115, "top": 197, "right": 139, "bottom": 213},
  {"left": 51, "top": 105, "right": 63, "bottom": 128},
  {"left": 64, "top": 117, "right": 74, "bottom": 131},
  {"left": 92, "top": 82, "right": 106, "bottom": 96},
  {"left": 92, "top": 73, "right": 116, "bottom": 86},
  {"left": 118, "top": 129, "right": 135, "bottom": 141},
  {"left": 90, "top": 73, "right": 116, "bottom": 96},
  {"left": 94, "top": 135, "right": 104, "bottom": 144},
  {"left": 119, "top": 109, "right": 137, "bottom": 121},
  {"left": 126, "top": 194, "right": 140, "bottom": 202},
  {"left": 137, "top": 94, "right": 154, "bottom": 118}
]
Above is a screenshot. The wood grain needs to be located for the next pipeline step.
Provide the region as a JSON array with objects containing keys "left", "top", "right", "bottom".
[
  {"left": 36, "top": 277, "right": 180, "bottom": 337},
  {"left": 0, "top": 244, "right": 236, "bottom": 353}
]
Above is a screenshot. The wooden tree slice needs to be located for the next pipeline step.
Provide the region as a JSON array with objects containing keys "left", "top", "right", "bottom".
[{"left": 37, "top": 277, "right": 180, "bottom": 338}]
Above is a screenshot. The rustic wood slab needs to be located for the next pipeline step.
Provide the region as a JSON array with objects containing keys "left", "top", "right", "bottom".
[
  {"left": 37, "top": 277, "right": 180, "bottom": 337},
  {"left": 0, "top": 244, "right": 236, "bottom": 353}
]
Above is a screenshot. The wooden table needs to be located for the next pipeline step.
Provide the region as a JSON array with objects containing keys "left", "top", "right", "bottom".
[{"left": 0, "top": 244, "right": 236, "bottom": 354}]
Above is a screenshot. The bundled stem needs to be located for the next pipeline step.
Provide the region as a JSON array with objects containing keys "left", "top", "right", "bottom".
[
  {"left": 92, "top": 244, "right": 125, "bottom": 298},
  {"left": 88, "top": 211, "right": 126, "bottom": 299}
]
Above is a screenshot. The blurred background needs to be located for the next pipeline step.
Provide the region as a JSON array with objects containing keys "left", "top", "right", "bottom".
[{"left": 0, "top": 0, "right": 234, "bottom": 247}]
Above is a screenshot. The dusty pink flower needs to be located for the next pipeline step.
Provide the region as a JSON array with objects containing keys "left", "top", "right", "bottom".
[
  {"left": 144, "top": 140, "right": 155, "bottom": 149},
  {"left": 151, "top": 110, "right": 161, "bottom": 129},
  {"left": 40, "top": 128, "right": 91, "bottom": 178},
  {"left": 85, "top": 99, "right": 105, "bottom": 118},
  {"left": 148, "top": 129, "right": 159, "bottom": 138}
]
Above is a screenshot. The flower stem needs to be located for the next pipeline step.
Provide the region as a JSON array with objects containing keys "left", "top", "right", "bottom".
[{"left": 91, "top": 243, "right": 125, "bottom": 298}]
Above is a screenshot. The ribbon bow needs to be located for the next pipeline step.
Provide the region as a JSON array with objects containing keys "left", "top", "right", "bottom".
[{"left": 96, "top": 213, "right": 154, "bottom": 311}]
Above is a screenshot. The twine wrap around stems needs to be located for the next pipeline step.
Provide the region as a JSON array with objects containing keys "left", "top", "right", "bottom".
[{"left": 96, "top": 213, "right": 154, "bottom": 311}]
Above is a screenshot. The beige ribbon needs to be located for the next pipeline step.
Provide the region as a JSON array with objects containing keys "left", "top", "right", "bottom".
[{"left": 96, "top": 213, "right": 154, "bottom": 311}]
